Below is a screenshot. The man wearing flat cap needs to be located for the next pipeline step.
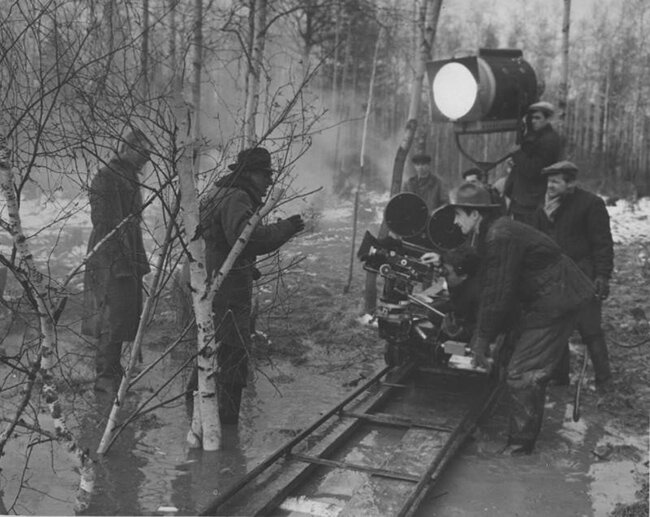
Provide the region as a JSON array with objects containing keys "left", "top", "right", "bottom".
[
  {"left": 403, "top": 152, "right": 448, "bottom": 212},
  {"left": 533, "top": 160, "right": 614, "bottom": 394},
  {"left": 504, "top": 101, "right": 563, "bottom": 225},
  {"left": 191, "top": 146, "right": 304, "bottom": 424},
  {"left": 425, "top": 181, "right": 595, "bottom": 454}
]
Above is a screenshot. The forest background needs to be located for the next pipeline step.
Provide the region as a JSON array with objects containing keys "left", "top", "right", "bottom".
[{"left": 1, "top": 0, "right": 649, "bottom": 514}]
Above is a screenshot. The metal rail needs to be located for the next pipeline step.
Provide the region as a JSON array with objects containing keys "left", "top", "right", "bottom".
[
  {"left": 201, "top": 362, "right": 502, "bottom": 516},
  {"left": 201, "top": 363, "right": 411, "bottom": 515}
]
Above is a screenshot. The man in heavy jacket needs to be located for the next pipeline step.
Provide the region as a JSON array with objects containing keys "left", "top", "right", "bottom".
[
  {"left": 402, "top": 153, "right": 448, "bottom": 212},
  {"left": 433, "top": 182, "right": 595, "bottom": 454},
  {"left": 82, "top": 129, "right": 152, "bottom": 394},
  {"left": 197, "top": 147, "right": 304, "bottom": 424},
  {"left": 504, "top": 101, "right": 563, "bottom": 225},
  {"left": 533, "top": 161, "right": 614, "bottom": 393}
]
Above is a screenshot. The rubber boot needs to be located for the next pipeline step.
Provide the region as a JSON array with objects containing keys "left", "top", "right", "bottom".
[
  {"left": 585, "top": 334, "right": 612, "bottom": 390},
  {"left": 95, "top": 338, "right": 123, "bottom": 393},
  {"left": 218, "top": 383, "right": 243, "bottom": 425}
]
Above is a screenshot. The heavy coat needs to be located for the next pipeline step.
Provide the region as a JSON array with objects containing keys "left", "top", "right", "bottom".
[
  {"left": 532, "top": 187, "right": 613, "bottom": 280},
  {"left": 82, "top": 157, "right": 150, "bottom": 341},
  {"left": 505, "top": 125, "right": 563, "bottom": 209},
  {"left": 200, "top": 173, "right": 296, "bottom": 384},
  {"left": 402, "top": 173, "right": 448, "bottom": 212},
  {"left": 474, "top": 217, "right": 595, "bottom": 343}
]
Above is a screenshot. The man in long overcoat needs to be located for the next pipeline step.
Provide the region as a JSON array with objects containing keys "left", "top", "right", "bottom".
[
  {"left": 429, "top": 182, "right": 595, "bottom": 454},
  {"left": 504, "top": 101, "right": 563, "bottom": 225},
  {"left": 197, "top": 147, "right": 304, "bottom": 424},
  {"left": 533, "top": 161, "right": 614, "bottom": 393},
  {"left": 82, "top": 130, "right": 152, "bottom": 393}
]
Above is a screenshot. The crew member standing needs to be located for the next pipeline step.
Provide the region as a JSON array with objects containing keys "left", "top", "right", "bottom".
[
  {"left": 426, "top": 182, "right": 595, "bottom": 455},
  {"left": 533, "top": 161, "right": 614, "bottom": 393},
  {"left": 82, "top": 129, "right": 152, "bottom": 394},
  {"left": 504, "top": 101, "right": 563, "bottom": 225},
  {"left": 197, "top": 147, "right": 304, "bottom": 424},
  {"left": 403, "top": 153, "right": 448, "bottom": 212}
]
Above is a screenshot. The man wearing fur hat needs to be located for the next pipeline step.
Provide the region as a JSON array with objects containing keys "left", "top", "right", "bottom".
[
  {"left": 533, "top": 161, "right": 614, "bottom": 394},
  {"left": 504, "top": 101, "right": 563, "bottom": 225},
  {"left": 193, "top": 146, "right": 304, "bottom": 424},
  {"left": 403, "top": 152, "right": 448, "bottom": 212},
  {"left": 425, "top": 182, "right": 595, "bottom": 454}
]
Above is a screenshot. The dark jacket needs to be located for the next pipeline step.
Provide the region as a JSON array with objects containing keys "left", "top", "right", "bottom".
[
  {"left": 199, "top": 172, "right": 297, "bottom": 384},
  {"left": 82, "top": 157, "right": 150, "bottom": 340},
  {"left": 505, "top": 125, "right": 563, "bottom": 208},
  {"left": 200, "top": 173, "right": 296, "bottom": 287},
  {"left": 532, "top": 188, "right": 614, "bottom": 280},
  {"left": 474, "top": 217, "right": 595, "bottom": 342},
  {"left": 403, "top": 173, "right": 448, "bottom": 212}
]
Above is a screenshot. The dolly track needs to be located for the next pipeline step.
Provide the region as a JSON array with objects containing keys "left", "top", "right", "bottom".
[{"left": 201, "top": 362, "right": 502, "bottom": 516}]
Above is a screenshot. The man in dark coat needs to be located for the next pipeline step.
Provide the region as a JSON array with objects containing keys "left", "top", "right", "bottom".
[
  {"left": 402, "top": 153, "right": 448, "bottom": 212},
  {"left": 197, "top": 147, "right": 304, "bottom": 424},
  {"left": 533, "top": 161, "right": 614, "bottom": 393},
  {"left": 82, "top": 129, "right": 152, "bottom": 393},
  {"left": 432, "top": 182, "right": 595, "bottom": 454},
  {"left": 504, "top": 101, "right": 563, "bottom": 225}
]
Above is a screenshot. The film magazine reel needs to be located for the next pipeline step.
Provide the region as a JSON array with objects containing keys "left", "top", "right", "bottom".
[{"left": 383, "top": 192, "right": 465, "bottom": 252}]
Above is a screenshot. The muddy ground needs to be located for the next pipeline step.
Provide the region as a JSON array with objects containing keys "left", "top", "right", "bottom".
[{"left": 0, "top": 195, "right": 648, "bottom": 516}]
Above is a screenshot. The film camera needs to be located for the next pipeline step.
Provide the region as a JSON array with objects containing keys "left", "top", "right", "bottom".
[{"left": 358, "top": 193, "right": 483, "bottom": 371}]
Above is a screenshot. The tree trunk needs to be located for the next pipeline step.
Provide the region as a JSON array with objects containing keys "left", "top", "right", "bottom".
[
  {"left": 557, "top": 0, "right": 571, "bottom": 136},
  {"left": 344, "top": 26, "right": 383, "bottom": 294},
  {"left": 141, "top": 0, "right": 150, "bottom": 97},
  {"left": 0, "top": 138, "right": 94, "bottom": 512},
  {"left": 244, "top": 0, "right": 268, "bottom": 146},
  {"left": 364, "top": 0, "right": 443, "bottom": 314}
]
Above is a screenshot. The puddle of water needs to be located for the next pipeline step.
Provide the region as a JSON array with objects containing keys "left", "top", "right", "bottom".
[{"left": 417, "top": 388, "right": 647, "bottom": 517}]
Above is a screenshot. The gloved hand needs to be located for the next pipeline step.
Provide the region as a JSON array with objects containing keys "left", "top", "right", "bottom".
[
  {"left": 470, "top": 336, "right": 492, "bottom": 372},
  {"left": 594, "top": 276, "right": 610, "bottom": 300},
  {"left": 420, "top": 251, "right": 441, "bottom": 266},
  {"left": 286, "top": 214, "right": 305, "bottom": 234}
]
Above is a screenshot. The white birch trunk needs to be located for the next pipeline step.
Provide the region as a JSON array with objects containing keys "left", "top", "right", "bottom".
[
  {"left": 174, "top": 96, "right": 222, "bottom": 450},
  {"left": 0, "top": 138, "right": 95, "bottom": 512},
  {"left": 243, "top": 0, "right": 268, "bottom": 146},
  {"left": 96, "top": 205, "right": 178, "bottom": 455}
]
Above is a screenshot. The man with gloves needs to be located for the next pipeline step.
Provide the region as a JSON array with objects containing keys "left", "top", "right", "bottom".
[
  {"left": 195, "top": 146, "right": 304, "bottom": 424},
  {"left": 533, "top": 161, "right": 614, "bottom": 393},
  {"left": 428, "top": 182, "right": 595, "bottom": 455}
]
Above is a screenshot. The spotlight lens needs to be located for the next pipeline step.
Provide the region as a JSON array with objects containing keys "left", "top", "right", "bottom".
[{"left": 432, "top": 63, "right": 478, "bottom": 120}]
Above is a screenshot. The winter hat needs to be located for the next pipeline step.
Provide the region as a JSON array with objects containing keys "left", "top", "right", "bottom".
[{"left": 228, "top": 147, "right": 274, "bottom": 172}]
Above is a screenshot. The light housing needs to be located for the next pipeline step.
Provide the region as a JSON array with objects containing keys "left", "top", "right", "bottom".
[{"left": 427, "top": 48, "right": 540, "bottom": 133}]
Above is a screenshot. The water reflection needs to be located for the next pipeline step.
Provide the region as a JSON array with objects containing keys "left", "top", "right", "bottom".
[
  {"left": 170, "top": 426, "right": 247, "bottom": 515},
  {"left": 78, "top": 392, "right": 147, "bottom": 516}
]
